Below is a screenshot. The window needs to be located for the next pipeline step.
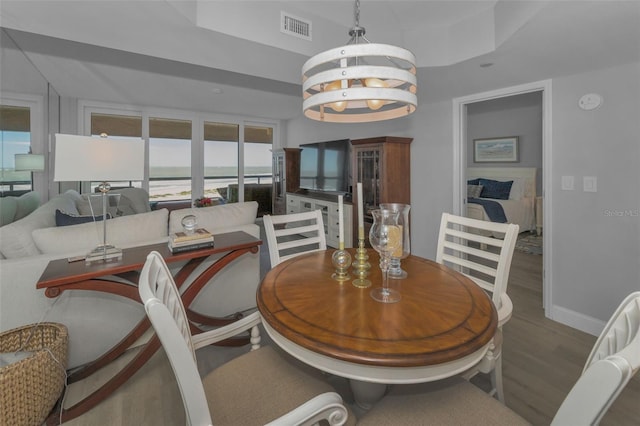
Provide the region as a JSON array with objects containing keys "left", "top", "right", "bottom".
[
  {"left": 90, "top": 112, "right": 143, "bottom": 192},
  {"left": 0, "top": 104, "right": 34, "bottom": 193},
  {"left": 243, "top": 124, "right": 274, "bottom": 214},
  {"left": 204, "top": 121, "right": 238, "bottom": 201},
  {"left": 149, "top": 117, "right": 192, "bottom": 201},
  {"left": 82, "top": 102, "right": 279, "bottom": 208},
  {"left": 244, "top": 125, "right": 273, "bottom": 185}
]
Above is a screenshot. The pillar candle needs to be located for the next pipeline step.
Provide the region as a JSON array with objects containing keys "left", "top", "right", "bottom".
[
  {"left": 357, "top": 182, "right": 365, "bottom": 239},
  {"left": 338, "top": 195, "right": 344, "bottom": 246}
]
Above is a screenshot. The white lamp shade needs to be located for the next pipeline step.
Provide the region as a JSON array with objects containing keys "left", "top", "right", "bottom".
[
  {"left": 14, "top": 153, "right": 45, "bottom": 171},
  {"left": 54, "top": 134, "right": 145, "bottom": 182}
]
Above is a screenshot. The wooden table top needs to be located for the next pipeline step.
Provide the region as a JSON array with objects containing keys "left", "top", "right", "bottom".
[
  {"left": 257, "top": 249, "right": 497, "bottom": 368},
  {"left": 37, "top": 231, "right": 261, "bottom": 289}
]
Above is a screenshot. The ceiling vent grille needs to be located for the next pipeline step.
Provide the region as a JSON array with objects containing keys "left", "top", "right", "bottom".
[{"left": 281, "top": 11, "right": 312, "bottom": 41}]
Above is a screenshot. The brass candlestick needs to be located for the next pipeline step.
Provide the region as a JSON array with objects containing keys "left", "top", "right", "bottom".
[
  {"left": 332, "top": 243, "right": 352, "bottom": 282},
  {"left": 352, "top": 237, "right": 371, "bottom": 288}
]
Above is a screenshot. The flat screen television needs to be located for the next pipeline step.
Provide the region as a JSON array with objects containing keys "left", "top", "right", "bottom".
[{"left": 299, "top": 139, "right": 350, "bottom": 193}]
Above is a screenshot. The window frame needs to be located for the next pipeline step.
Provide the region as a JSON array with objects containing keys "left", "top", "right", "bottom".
[
  {"left": 0, "top": 91, "right": 45, "bottom": 197},
  {"left": 79, "top": 100, "right": 280, "bottom": 204}
]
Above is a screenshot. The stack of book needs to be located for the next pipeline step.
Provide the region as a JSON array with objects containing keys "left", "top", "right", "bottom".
[{"left": 168, "top": 228, "right": 214, "bottom": 253}]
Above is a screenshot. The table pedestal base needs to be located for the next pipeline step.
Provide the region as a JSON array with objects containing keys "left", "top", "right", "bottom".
[{"left": 350, "top": 380, "right": 387, "bottom": 411}]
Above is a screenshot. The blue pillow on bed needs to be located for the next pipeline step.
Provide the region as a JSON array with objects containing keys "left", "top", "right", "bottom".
[
  {"left": 478, "top": 179, "right": 513, "bottom": 200},
  {"left": 467, "top": 178, "right": 480, "bottom": 185}
]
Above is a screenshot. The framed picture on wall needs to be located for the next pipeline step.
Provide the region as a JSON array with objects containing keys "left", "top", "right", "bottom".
[{"left": 473, "top": 136, "right": 519, "bottom": 163}]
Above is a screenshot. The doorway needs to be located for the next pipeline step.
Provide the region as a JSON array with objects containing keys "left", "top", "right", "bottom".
[{"left": 452, "top": 80, "right": 552, "bottom": 314}]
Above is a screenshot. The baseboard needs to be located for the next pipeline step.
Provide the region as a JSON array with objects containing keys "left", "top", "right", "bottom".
[{"left": 548, "top": 304, "right": 606, "bottom": 337}]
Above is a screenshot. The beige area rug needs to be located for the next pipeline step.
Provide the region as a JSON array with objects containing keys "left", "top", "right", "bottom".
[{"left": 515, "top": 232, "right": 543, "bottom": 255}]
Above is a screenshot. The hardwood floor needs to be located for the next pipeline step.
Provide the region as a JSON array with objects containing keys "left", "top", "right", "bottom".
[
  {"left": 499, "top": 249, "right": 640, "bottom": 425},
  {"left": 63, "top": 235, "right": 640, "bottom": 425}
]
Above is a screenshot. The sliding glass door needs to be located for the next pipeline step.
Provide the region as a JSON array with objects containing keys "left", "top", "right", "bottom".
[{"left": 83, "top": 103, "right": 278, "bottom": 211}]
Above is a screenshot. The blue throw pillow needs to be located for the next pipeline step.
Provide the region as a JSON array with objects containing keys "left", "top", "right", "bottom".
[
  {"left": 467, "top": 178, "right": 480, "bottom": 185},
  {"left": 55, "top": 209, "right": 110, "bottom": 227},
  {"left": 478, "top": 179, "right": 513, "bottom": 200}
]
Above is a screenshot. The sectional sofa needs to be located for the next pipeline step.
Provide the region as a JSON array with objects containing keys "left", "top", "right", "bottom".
[
  {"left": 0, "top": 189, "right": 260, "bottom": 368},
  {"left": 0, "top": 191, "right": 41, "bottom": 226}
]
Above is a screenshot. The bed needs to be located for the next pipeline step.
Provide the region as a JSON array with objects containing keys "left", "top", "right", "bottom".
[{"left": 466, "top": 167, "right": 536, "bottom": 234}]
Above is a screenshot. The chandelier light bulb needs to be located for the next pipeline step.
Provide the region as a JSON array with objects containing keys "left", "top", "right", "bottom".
[
  {"left": 325, "top": 81, "right": 348, "bottom": 112},
  {"left": 364, "top": 78, "right": 387, "bottom": 110}
]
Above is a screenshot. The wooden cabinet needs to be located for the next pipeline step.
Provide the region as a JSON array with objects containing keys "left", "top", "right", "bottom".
[
  {"left": 351, "top": 136, "right": 412, "bottom": 242},
  {"left": 272, "top": 148, "right": 300, "bottom": 215},
  {"left": 286, "top": 193, "right": 353, "bottom": 248}
]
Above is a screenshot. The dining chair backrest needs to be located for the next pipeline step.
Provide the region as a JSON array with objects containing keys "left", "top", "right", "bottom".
[
  {"left": 551, "top": 291, "right": 640, "bottom": 425},
  {"left": 139, "top": 251, "right": 213, "bottom": 426},
  {"left": 436, "top": 213, "right": 520, "bottom": 403},
  {"left": 139, "top": 251, "right": 351, "bottom": 426},
  {"left": 263, "top": 210, "right": 327, "bottom": 268},
  {"left": 358, "top": 291, "right": 640, "bottom": 426},
  {"left": 436, "top": 212, "right": 519, "bottom": 326}
]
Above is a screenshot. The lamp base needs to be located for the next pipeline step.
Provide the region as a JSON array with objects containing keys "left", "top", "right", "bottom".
[{"left": 85, "top": 245, "right": 123, "bottom": 264}]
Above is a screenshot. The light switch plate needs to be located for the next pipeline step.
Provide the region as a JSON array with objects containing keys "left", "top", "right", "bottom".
[
  {"left": 583, "top": 176, "right": 597, "bottom": 192},
  {"left": 561, "top": 176, "right": 574, "bottom": 190}
]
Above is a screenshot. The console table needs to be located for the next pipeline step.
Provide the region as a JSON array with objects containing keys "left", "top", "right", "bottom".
[{"left": 36, "top": 231, "right": 261, "bottom": 424}]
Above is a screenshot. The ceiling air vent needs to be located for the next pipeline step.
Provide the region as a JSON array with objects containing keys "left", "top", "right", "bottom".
[{"left": 281, "top": 11, "right": 312, "bottom": 41}]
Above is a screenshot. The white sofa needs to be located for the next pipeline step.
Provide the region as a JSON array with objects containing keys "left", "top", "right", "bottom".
[{"left": 0, "top": 190, "right": 260, "bottom": 368}]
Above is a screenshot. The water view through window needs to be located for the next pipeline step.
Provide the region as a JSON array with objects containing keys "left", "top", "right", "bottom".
[
  {"left": 1, "top": 104, "right": 33, "bottom": 192},
  {"left": 89, "top": 112, "right": 273, "bottom": 204}
]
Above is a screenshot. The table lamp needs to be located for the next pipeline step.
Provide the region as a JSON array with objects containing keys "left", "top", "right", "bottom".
[
  {"left": 15, "top": 153, "right": 45, "bottom": 172},
  {"left": 15, "top": 153, "right": 45, "bottom": 189},
  {"left": 54, "top": 133, "right": 145, "bottom": 263}
]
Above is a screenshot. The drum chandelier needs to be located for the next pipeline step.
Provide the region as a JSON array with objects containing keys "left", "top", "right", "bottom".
[{"left": 302, "top": 0, "right": 417, "bottom": 123}]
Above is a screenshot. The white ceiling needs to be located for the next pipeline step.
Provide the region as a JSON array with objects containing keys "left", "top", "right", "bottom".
[{"left": 1, "top": 1, "right": 639, "bottom": 120}]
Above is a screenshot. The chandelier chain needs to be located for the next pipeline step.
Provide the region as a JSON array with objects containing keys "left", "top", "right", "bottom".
[{"left": 354, "top": 0, "right": 360, "bottom": 28}]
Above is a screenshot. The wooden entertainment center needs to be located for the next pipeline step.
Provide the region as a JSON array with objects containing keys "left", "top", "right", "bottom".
[{"left": 272, "top": 136, "right": 412, "bottom": 248}]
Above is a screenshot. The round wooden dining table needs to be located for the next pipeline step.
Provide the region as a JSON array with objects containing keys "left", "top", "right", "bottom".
[{"left": 257, "top": 249, "right": 497, "bottom": 409}]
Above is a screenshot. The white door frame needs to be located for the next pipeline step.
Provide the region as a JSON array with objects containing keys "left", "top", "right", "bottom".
[{"left": 452, "top": 79, "right": 553, "bottom": 315}]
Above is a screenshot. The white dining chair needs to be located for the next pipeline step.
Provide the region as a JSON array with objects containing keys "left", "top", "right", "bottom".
[
  {"left": 263, "top": 210, "right": 327, "bottom": 268},
  {"left": 435, "top": 212, "right": 519, "bottom": 402},
  {"left": 138, "top": 251, "right": 350, "bottom": 426},
  {"left": 359, "top": 291, "right": 640, "bottom": 426}
]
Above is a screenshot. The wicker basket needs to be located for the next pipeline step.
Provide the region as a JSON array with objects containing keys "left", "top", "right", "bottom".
[{"left": 0, "top": 323, "right": 68, "bottom": 426}]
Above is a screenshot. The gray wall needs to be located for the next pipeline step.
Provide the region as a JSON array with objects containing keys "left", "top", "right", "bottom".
[
  {"left": 467, "top": 92, "right": 543, "bottom": 194},
  {"left": 550, "top": 62, "right": 640, "bottom": 331},
  {"left": 285, "top": 60, "right": 640, "bottom": 336}
]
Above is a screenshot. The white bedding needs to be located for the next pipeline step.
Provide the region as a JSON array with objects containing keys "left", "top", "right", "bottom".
[
  {"left": 466, "top": 197, "right": 535, "bottom": 233},
  {"left": 466, "top": 167, "right": 537, "bottom": 234}
]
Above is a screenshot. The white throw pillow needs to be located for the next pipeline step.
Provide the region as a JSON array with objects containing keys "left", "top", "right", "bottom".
[
  {"left": 0, "top": 193, "right": 79, "bottom": 258},
  {"left": 168, "top": 202, "right": 258, "bottom": 235},
  {"left": 509, "top": 178, "right": 525, "bottom": 200},
  {"left": 467, "top": 184, "right": 484, "bottom": 199},
  {"left": 33, "top": 209, "right": 169, "bottom": 255}
]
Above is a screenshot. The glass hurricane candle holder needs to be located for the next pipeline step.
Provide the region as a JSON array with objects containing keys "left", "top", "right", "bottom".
[
  {"left": 380, "top": 203, "right": 411, "bottom": 279},
  {"left": 369, "top": 209, "right": 402, "bottom": 303}
]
